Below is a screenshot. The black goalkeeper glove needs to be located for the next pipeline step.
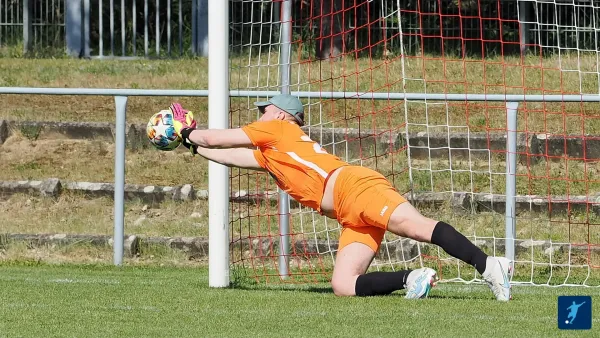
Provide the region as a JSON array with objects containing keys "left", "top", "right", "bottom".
[{"left": 180, "top": 127, "right": 199, "bottom": 155}]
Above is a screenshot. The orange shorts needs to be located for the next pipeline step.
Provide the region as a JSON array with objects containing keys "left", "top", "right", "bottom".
[{"left": 333, "top": 166, "right": 407, "bottom": 253}]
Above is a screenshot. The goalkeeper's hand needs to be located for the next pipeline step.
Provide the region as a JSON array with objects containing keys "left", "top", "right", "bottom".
[{"left": 169, "top": 102, "right": 199, "bottom": 155}]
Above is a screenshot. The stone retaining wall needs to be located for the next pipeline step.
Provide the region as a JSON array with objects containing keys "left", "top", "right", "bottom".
[{"left": 1, "top": 178, "right": 599, "bottom": 215}]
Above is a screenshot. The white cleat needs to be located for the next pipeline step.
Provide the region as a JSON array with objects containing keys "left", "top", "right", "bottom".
[
  {"left": 482, "top": 257, "right": 512, "bottom": 301},
  {"left": 404, "top": 267, "right": 438, "bottom": 299}
]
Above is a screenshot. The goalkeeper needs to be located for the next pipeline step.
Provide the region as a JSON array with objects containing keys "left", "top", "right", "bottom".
[{"left": 170, "top": 94, "right": 512, "bottom": 301}]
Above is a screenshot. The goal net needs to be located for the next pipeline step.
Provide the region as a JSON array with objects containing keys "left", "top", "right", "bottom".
[{"left": 227, "top": 0, "right": 600, "bottom": 287}]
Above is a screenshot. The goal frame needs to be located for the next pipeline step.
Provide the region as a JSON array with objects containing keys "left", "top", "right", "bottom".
[
  {"left": 206, "top": 0, "right": 600, "bottom": 288},
  {"left": 5, "top": 0, "right": 599, "bottom": 286}
]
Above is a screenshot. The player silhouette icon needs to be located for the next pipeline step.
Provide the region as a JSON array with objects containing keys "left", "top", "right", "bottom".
[{"left": 566, "top": 301, "right": 586, "bottom": 324}]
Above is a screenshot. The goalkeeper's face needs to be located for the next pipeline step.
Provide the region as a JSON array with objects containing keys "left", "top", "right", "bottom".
[{"left": 258, "top": 104, "right": 290, "bottom": 123}]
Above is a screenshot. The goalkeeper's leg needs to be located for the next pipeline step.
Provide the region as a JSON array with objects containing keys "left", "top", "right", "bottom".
[
  {"left": 331, "top": 226, "right": 437, "bottom": 298},
  {"left": 332, "top": 166, "right": 511, "bottom": 301},
  {"left": 385, "top": 202, "right": 512, "bottom": 301}
]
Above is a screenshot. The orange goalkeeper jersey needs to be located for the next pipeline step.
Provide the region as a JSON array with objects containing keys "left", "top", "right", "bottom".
[{"left": 241, "top": 120, "right": 349, "bottom": 212}]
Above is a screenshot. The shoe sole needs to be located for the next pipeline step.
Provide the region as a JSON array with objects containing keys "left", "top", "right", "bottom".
[{"left": 405, "top": 269, "right": 438, "bottom": 299}]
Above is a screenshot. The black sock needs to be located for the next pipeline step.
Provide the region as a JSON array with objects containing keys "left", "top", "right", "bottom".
[
  {"left": 430, "top": 221, "right": 488, "bottom": 275},
  {"left": 354, "top": 270, "right": 412, "bottom": 296}
]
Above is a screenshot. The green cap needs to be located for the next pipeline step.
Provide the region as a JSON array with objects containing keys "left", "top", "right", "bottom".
[{"left": 254, "top": 94, "right": 305, "bottom": 126}]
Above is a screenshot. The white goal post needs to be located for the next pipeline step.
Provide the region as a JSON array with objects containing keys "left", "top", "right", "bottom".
[{"left": 207, "top": 0, "right": 231, "bottom": 288}]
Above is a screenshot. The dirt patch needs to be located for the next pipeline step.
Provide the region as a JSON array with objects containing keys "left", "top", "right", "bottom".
[{"left": 0, "top": 134, "right": 209, "bottom": 186}]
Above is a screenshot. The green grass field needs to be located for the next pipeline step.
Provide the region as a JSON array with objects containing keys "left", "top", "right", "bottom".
[{"left": 1, "top": 263, "right": 599, "bottom": 338}]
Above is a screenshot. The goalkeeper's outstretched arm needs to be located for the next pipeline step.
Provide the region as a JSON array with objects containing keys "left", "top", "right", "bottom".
[
  {"left": 194, "top": 146, "right": 265, "bottom": 171},
  {"left": 182, "top": 128, "right": 254, "bottom": 149}
]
